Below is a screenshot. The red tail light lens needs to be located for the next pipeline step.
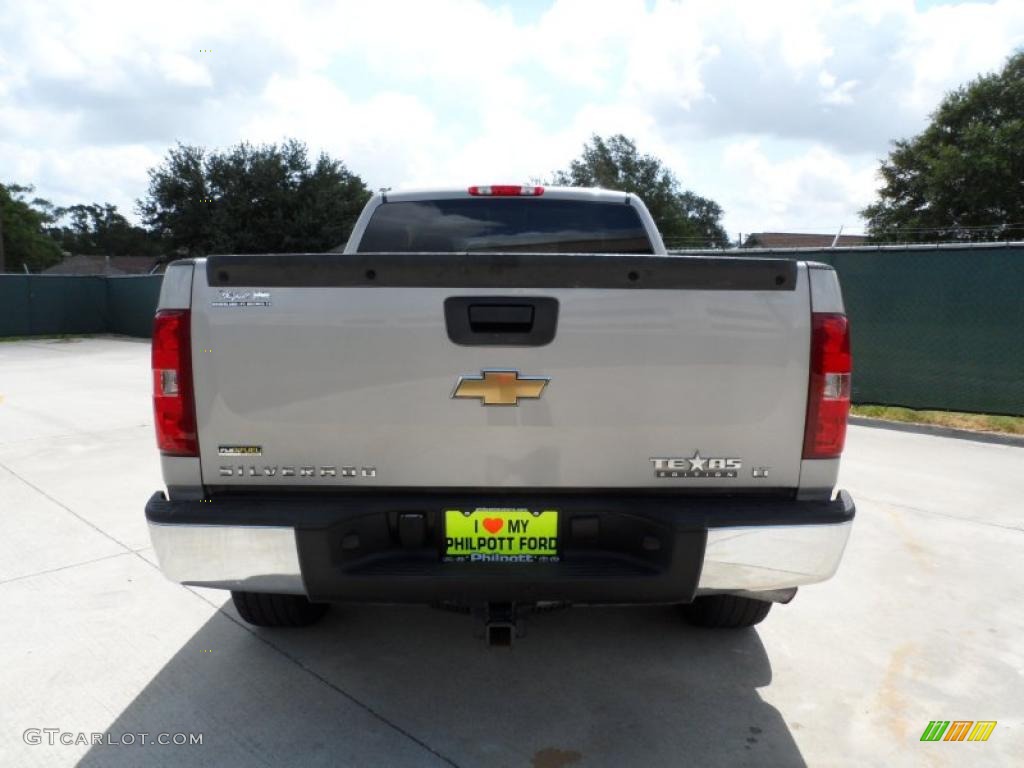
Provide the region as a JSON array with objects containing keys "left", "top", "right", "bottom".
[
  {"left": 152, "top": 309, "right": 198, "bottom": 456},
  {"left": 468, "top": 185, "right": 544, "bottom": 197},
  {"left": 802, "top": 313, "right": 852, "bottom": 459}
]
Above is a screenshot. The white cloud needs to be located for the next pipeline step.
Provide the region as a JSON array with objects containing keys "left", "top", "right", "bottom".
[
  {"left": 157, "top": 54, "right": 213, "bottom": 89},
  {"left": 535, "top": 0, "right": 647, "bottom": 90},
  {"left": 244, "top": 74, "right": 447, "bottom": 189},
  {"left": 616, "top": 1, "right": 724, "bottom": 112},
  {"left": 722, "top": 139, "right": 878, "bottom": 235},
  {"left": 1, "top": 0, "right": 1023, "bottom": 235},
  {"left": 0, "top": 143, "right": 163, "bottom": 215}
]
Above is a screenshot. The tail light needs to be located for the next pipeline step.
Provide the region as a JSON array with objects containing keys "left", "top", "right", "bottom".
[
  {"left": 152, "top": 309, "right": 198, "bottom": 456},
  {"left": 802, "top": 313, "right": 852, "bottom": 459},
  {"left": 468, "top": 185, "right": 544, "bottom": 197}
]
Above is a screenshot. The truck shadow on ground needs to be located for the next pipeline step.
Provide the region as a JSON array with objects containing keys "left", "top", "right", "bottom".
[{"left": 81, "top": 602, "right": 805, "bottom": 767}]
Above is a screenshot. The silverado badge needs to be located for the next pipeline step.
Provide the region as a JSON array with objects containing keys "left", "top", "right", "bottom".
[{"left": 452, "top": 370, "right": 549, "bottom": 406}]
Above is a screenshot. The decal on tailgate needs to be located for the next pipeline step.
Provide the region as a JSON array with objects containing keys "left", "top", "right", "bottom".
[{"left": 650, "top": 452, "right": 742, "bottom": 478}]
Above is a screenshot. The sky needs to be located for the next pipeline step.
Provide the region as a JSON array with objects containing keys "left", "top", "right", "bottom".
[{"left": 1, "top": 0, "right": 1022, "bottom": 239}]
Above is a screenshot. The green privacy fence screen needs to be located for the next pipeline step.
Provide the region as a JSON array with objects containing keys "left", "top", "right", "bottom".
[
  {"left": 0, "top": 274, "right": 162, "bottom": 338},
  {"left": 105, "top": 275, "right": 164, "bottom": 337},
  {"left": 822, "top": 246, "right": 1021, "bottom": 416},
  {"left": 725, "top": 243, "right": 1024, "bottom": 416},
  {"left": 2, "top": 245, "right": 1023, "bottom": 415}
]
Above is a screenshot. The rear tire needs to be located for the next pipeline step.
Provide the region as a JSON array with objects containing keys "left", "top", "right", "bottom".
[
  {"left": 231, "top": 591, "right": 329, "bottom": 627},
  {"left": 681, "top": 594, "right": 772, "bottom": 628}
]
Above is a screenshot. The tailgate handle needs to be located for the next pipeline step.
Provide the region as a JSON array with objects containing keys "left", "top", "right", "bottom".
[
  {"left": 469, "top": 304, "right": 534, "bottom": 333},
  {"left": 445, "top": 297, "right": 559, "bottom": 346}
]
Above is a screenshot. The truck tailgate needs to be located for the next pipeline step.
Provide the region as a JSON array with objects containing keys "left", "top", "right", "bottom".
[{"left": 191, "top": 253, "right": 810, "bottom": 489}]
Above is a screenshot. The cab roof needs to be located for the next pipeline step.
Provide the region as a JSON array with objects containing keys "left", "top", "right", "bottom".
[{"left": 380, "top": 186, "right": 636, "bottom": 204}]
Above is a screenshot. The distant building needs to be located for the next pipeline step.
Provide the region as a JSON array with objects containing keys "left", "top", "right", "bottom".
[
  {"left": 42, "top": 255, "right": 166, "bottom": 275},
  {"left": 743, "top": 232, "right": 867, "bottom": 248}
]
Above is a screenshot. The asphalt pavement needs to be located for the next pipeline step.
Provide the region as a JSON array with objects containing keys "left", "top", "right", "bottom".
[{"left": 1, "top": 337, "right": 1021, "bottom": 767}]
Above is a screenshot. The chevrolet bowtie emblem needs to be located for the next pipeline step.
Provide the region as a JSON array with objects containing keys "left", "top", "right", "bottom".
[{"left": 452, "top": 370, "right": 550, "bottom": 406}]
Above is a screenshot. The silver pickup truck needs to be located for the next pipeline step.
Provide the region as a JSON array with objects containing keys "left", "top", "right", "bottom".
[{"left": 145, "top": 185, "right": 854, "bottom": 644}]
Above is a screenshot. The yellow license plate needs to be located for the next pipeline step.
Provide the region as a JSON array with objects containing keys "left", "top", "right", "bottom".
[{"left": 444, "top": 508, "right": 559, "bottom": 563}]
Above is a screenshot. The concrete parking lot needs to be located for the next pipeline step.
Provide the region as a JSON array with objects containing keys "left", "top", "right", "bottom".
[{"left": 1, "top": 336, "right": 1021, "bottom": 767}]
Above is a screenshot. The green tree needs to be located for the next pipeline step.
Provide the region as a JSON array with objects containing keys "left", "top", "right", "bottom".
[
  {"left": 0, "top": 183, "right": 63, "bottom": 273},
  {"left": 46, "top": 203, "right": 161, "bottom": 257},
  {"left": 862, "top": 51, "right": 1024, "bottom": 242},
  {"left": 137, "top": 144, "right": 214, "bottom": 255},
  {"left": 550, "top": 134, "right": 729, "bottom": 248},
  {"left": 138, "top": 139, "right": 371, "bottom": 255}
]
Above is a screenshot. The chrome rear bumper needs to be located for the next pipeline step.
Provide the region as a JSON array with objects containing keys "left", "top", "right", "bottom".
[
  {"left": 697, "top": 520, "right": 852, "bottom": 594},
  {"left": 146, "top": 490, "right": 854, "bottom": 601},
  {"left": 148, "top": 523, "right": 306, "bottom": 595}
]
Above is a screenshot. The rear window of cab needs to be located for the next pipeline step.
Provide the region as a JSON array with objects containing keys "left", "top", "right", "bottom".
[{"left": 357, "top": 198, "right": 654, "bottom": 254}]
